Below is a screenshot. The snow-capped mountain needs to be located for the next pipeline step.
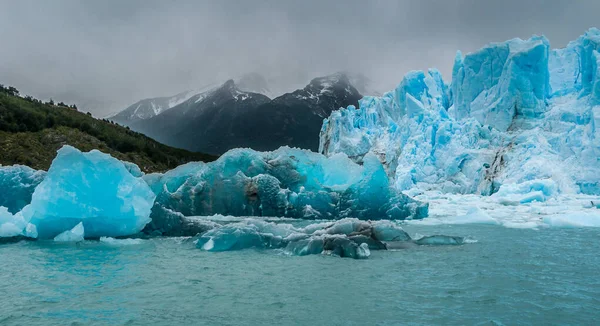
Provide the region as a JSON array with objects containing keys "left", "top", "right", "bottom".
[
  {"left": 110, "top": 85, "right": 216, "bottom": 124},
  {"left": 127, "top": 73, "right": 362, "bottom": 154},
  {"left": 129, "top": 79, "right": 270, "bottom": 154},
  {"left": 222, "top": 72, "right": 363, "bottom": 153}
]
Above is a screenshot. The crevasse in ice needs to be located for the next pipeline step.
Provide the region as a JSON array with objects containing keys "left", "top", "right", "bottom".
[{"left": 320, "top": 28, "right": 600, "bottom": 198}]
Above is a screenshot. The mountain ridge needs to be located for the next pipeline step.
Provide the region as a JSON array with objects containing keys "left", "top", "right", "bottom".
[{"left": 119, "top": 72, "right": 362, "bottom": 154}]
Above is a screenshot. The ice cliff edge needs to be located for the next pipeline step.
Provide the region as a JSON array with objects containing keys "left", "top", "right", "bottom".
[{"left": 320, "top": 28, "right": 600, "bottom": 197}]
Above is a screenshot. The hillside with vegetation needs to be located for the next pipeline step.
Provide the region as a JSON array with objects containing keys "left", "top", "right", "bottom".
[{"left": 0, "top": 85, "right": 217, "bottom": 172}]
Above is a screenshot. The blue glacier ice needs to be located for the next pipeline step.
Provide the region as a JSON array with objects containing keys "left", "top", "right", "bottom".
[
  {"left": 144, "top": 147, "right": 428, "bottom": 235},
  {"left": 0, "top": 165, "right": 45, "bottom": 214},
  {"left": 320, "top": 28, "right": 600, "bottom": 199},
  {"left": 18, "top": 146, "right": 156, "bottom": 239}
]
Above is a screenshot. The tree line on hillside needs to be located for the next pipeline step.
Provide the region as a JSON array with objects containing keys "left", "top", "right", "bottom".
[{"left": 0, "top": 84, "right": 78, "bottom": 110}]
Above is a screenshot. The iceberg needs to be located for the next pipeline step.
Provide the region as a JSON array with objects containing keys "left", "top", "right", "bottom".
[
  {"left": 320, "top": 28, "right": 600, "bottom": 199},
  {"left": 414, "top": 235, "right": 465, "bottom": 246},
  {"left": 194, "top": 217, "right": 462, "bottom": 259},
  {"left": 19, "top": 146, "right": 156, "bottom": 239},
  {"left": 145, "top": 147, "right": 428, "bottom": 235}
]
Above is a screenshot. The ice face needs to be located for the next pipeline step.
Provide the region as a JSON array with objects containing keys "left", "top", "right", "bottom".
[
  {"left": 320, "top": 28, "right": 600, "bottom": 199},
  {"left": 451, "top": 37, "right": 550, "bottom": 130},
  {"left": 20, "top": 146, "right": 156, "bottom": 239},
  {"left": 145, "top": 147, "right": 428, "bottom": 235},
  {"left": 0, "top": 165, "right": 45, "bottom": 214}
]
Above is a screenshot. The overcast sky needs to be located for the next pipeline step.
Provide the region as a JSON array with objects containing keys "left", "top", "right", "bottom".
[{"left": 1, "top": 0, "right": 599, "bottom": 116}]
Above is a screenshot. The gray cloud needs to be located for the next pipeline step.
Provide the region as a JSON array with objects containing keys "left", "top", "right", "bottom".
[{"left": 1, "top": 0, "right": 599, "bottom": 116}]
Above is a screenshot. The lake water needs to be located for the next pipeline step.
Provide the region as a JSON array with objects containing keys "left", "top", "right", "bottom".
[{"left": 1, "top": 222, "right": 599, "bottom": 325}]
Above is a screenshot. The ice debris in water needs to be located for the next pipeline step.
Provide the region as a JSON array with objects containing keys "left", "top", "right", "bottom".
[
  {"left": 99, "top": 237, "right": 146, "bottom": 246},
  {"left": 194, "top": 217, "right": 465, "bottom": 259},
  {"left": 319, "top": 28, "right": 600, "bottom": 201},
  {"left": 54, "top": 222, "right": 84, "bottom": 242},
  {"left": 18, "top": 146, "right": 155, "bottom": 239},
  {"left": 144, "top": 147, "right": 428, "bottom": 235},
  {"left": 414, "top": 235, "right": 465, "bottom": 246}
]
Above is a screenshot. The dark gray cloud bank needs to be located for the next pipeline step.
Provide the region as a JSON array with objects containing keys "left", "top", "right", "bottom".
[{"left": 1, "top": 0, "right": 599, "bottom": 116}]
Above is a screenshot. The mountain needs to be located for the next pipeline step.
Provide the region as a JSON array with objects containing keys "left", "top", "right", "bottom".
[
  {"left": 126, "top": 72, "right": 362, "bottom": 154},
  {"left": 110, "top": 85, "right": 216, "bottom": 124},
  {"left": 0, "top": 86, "right": 216, "bottom": 172},
  {"left": 129, "top": 80, "right": 271, "bottom": 154},
  {"left": 227, "top": 72, "right": 362, "bottom": 152}
]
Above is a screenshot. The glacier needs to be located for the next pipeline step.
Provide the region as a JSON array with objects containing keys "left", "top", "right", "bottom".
[{"left": 320, "top": 28, "right": 600, "bottom": 199}]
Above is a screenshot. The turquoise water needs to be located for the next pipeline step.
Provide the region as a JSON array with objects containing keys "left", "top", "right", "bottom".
[{"left": 1, "top": 224, "right": 599, "bottom": 325}]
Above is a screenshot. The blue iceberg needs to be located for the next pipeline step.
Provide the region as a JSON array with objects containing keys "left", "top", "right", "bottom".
[
  {"left": 18, "top": 146, "right": 156, "bottom": 239},
  {"left": 145, "top": 147, "right": 428, "bottom": 235}
]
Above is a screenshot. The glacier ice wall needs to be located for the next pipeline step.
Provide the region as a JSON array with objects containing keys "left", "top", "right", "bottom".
[
  {"left": 18, "top": 146, "right": 156, "bottom": 239},
  {"left": 144, "top": 147, "right": 428, "bottom": 235},
  {"left": 320, "top": 28, "right": 600, "bottom": 197}
]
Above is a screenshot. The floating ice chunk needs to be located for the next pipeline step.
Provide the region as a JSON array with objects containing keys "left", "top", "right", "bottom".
[
  {"left": 493, "top": 179, "right": 559, "bottom": 205},
  {"left": 99, "top": 237, "right": 146, "bottom": 245},
  {"left": 192, "top": 218, "right": 414, "bottom": 259},
  {"left": 21, "top": 146, "right": 156, "bottom": 239},
  {"left": 543, "top": 211, "right": 600, "bottom": 228},
  {"left": 54, "top": 222, "right": 84, "bottom": 242},
  {"left": 371, "top": 220, "right": 411, "bottom": 241},
  {"left": 502, "top": 221, "right": 540, "bottom": 229},
  {"left": 0, "top": 206, "right": 36, "bottom": 238},
  {"left": 446, "top": 207, "right": 499, "bottom": 225},
  {"left": 0, "top": 207, "right": 22, "bottom": 238},
  {"left": 196, "top": 222, "right": 285, "bottom": 252},
  {"left": 414, "top": 235, "right": 465, "bottom": 246}
]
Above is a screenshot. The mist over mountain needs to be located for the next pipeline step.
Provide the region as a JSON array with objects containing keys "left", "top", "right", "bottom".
[
  {"left": 2, "top": 1, "right": 599, "bottom": 116},
  {"left": 114, "top": 72, "right": 361, "bottom": 154}
]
